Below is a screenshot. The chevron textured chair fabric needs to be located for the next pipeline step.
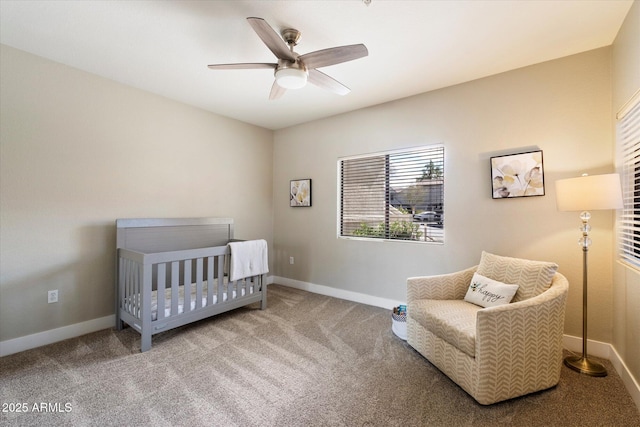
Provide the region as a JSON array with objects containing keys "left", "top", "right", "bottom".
[{"left": 407, "top": 253, "right": 569, "bottom": 405}]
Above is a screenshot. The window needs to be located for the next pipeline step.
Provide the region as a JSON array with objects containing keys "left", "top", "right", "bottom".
[
  {"left": 618, "top": 91, "right": 640, "bottom": 268},
  {"left": 338, "top": 145, "right": 444, "bottom": 243}
]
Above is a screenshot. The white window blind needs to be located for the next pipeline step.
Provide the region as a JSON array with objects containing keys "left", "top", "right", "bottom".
[
  {"left": 618, "top": 91, "right": 640, "bottom": 268},
  {"left": 338, "top": 145, "right": 444, "bottom": 243}
]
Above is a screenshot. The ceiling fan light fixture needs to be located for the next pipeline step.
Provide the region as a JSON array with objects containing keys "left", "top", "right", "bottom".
[{"left": 275, "top": 67, "right": 308, "bottom": 89}]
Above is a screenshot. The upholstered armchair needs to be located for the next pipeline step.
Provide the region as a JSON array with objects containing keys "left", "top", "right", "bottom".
[{"left": 406, "top": 252, "right": 569, "bottom": 405}]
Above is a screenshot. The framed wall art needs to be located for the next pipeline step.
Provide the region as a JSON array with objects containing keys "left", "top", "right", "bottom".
[
  {"left": 490, "top": 150, "right": 545, "bottom": 199},
  {"left": 290, "top": 179, "right": 312, "bottom": 207}
]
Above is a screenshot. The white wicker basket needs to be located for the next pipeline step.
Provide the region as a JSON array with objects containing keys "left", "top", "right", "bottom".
[{"left": 391, "top": 312, "right": 407, "bottom": 340}]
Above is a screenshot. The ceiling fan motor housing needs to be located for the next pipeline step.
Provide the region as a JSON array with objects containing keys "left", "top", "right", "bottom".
[{"left": 281, "top": 28, "right": 301, "bottom": 46}]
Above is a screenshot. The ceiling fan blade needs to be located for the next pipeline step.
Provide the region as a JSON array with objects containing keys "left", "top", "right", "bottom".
[
  {"left": 247, "top": 17, "right": 296, "bottom": 62},
  {"left": 308, "top": 69, "right": 350, "bottom": 96},
  {"left": 269, "top": 81, "right": 286, "bottom": 100},
  {"left": 207, "top": 63, "right": 276, "bottom": 70},
  {"left": 298, "top": 44, "right": 368, "bottom": 69}
]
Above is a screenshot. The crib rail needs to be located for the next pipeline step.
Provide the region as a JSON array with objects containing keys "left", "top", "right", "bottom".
[{"left": 117, "top": 244, "right": 265, "bottom": 351}]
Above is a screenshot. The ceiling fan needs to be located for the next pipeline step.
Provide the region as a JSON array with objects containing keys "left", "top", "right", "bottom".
[{"left": 207, "top": 17, "right": 368, "bottom": 100}]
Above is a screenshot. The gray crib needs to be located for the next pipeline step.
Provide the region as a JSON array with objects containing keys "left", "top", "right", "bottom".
[{"left": 116, "top": 217, "right": 267, "bottom": 352}]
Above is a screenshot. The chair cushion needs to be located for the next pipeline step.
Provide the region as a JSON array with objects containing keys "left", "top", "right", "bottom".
[
  {"left": 476, "top": 251, "right": 558, "bottom": 302},
  {"left": 464, "top": 272, "right": 519, "bottom": 308},
  {"left": 410, "top": 299, "right": 481, "bottom": 358}
]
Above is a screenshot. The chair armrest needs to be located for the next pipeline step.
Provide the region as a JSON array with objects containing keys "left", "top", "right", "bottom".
[
  {"left": 474, "top": 273, "right": 569, "bottom": 387},
  {"left": 407, "top": 266, "right": 477, "bottom": 303}
]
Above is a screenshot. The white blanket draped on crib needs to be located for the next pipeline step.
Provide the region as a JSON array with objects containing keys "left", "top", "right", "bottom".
[{"left": 228, "top": 239, "right": 269, "bottom": 281}]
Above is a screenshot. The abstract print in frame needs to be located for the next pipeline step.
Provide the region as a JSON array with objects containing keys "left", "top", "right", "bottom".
[
  {"left": 290, "top": 179, "right": 312, "bottom": 207},
  {"left": 491, "top": 150, "right": 545, "bottom": 199}
]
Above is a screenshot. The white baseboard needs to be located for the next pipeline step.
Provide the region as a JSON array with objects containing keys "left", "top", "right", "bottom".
[
  {"left": 0, "top": 315, "right": 115, "bottom": 357},
  {"left": 272, "top": 275, "right": 404, "bottom": 310},
  {"left": 275, "top": 276, "right": 640, "bottom": 411},
  {"left": 562, "top": 334, "right": 612, "bottom": 359}
]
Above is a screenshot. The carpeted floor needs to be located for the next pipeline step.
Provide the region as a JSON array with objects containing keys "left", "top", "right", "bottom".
[{"left": 1, "top": 284, "right": 639, "bottom": 426}]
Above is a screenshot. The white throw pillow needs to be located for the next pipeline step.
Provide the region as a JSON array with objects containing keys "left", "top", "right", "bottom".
[{"left": 464, "top": 273, "right": 519, "bottom": 308}]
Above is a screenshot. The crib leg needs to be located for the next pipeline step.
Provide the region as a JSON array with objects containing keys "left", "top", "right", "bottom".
[
  {"left": 140, "top": 331, "right": 152, "bottom": 352},
  {"left": 115, "top": 289, "right": 122, "bottom": 330},
  {"left": 115, "top": 308, "right": 125, "bottom": 331},
  {"left": 260, "top": 275, "right": 267, "bottom": 310}
]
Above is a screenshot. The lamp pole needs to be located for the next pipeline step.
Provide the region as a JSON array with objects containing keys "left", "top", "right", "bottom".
[{"left": 563, "top": 211, "right": 607, "bottom": 377}]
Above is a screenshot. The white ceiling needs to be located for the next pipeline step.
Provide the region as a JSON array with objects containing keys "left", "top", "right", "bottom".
[{"left": 0, "top": 1, "right": 633, "bottom": 130}]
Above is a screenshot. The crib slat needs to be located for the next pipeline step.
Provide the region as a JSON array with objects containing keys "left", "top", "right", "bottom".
[
  {"left": 238, "top": 277, "right": 244, "bottom": 299},
  {"left": 126, "top": 260, "right": 132, "bottom": 315},
  {"left": 227, "top": 253, "right": 235, "bottom": 299},
  {"left": 207, "top": 256, "right": 214, "bottom": 306},
  {"left": 195, "top": 258, "right": 203, "bottom": 309},
  {"left": 125, "top": 260, "right": 132, "bottom": 314},
  {"left": 132, "top": 263, "right": 142, "bottom": 319},
  {"left": 132, "top": 262, "right": 137, "bottom": 317},
  {"left": 157, "top": 263, "right": 166, "bottom": 320},
  {"left": 171, "top": 261, "right": 179, "bottom": 316},
  {"left": 127, "top": 260, "right": 133, "bottom": 307},
  {"left": 130, "top": 261, "right": 138, "bottom": 318},
  {"left": 142, "top": 263, "right": 152, "bottom": 317},
  {"left": 184, "top": 259, "right": 192, "bottom": 313},
  {"left": 217, "top": 254, "right": 224, "bottom": 304}
]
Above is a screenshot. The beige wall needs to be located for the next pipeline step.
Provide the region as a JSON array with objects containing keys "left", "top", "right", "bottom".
[
  {"left": 0, "top": 45, "right": 274, "bottom": 342},
  {"left": 612, "top": 1, "right": 640, "bottom": 387},
  {"left": 273, "top": 47, "right": 615, "bottom": 342}
]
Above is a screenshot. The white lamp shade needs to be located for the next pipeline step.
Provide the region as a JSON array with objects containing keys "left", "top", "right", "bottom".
[
  {"left": 275, "top": 68, "right": 308, "bottom": 89},
  {"left": 555, "top": 173, "right": 623, "bottom": 212}
]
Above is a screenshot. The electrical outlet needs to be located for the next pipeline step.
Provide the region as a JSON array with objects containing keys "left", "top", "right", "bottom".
[
  {"left": 289, "top": 256, "right": 294, "bottom": 265},
  {"left": 48, "top": 290, "right": 58, "bottom": 304}
]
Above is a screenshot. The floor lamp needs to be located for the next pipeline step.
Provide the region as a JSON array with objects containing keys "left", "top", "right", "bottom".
[{"left": 555, "top": 173, "right": 623, "bottom": 377}]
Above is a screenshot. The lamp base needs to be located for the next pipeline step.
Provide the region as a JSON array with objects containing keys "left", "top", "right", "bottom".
[{"left": 564, "top": 355, "right": 607, "bottom": 377}]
